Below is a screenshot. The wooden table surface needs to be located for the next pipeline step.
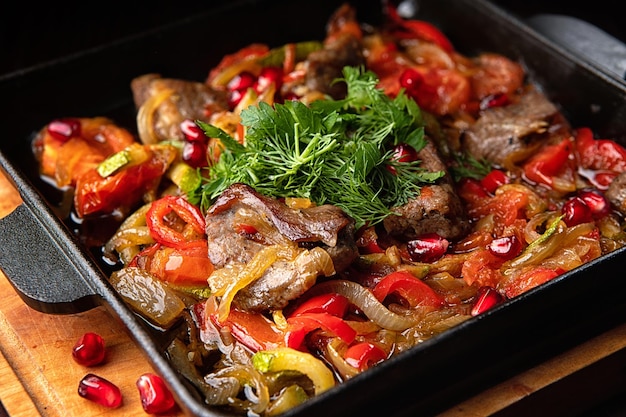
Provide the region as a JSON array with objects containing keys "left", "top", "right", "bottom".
[{"left": 1, "top": 169, "right": 626, "bottom": 417}]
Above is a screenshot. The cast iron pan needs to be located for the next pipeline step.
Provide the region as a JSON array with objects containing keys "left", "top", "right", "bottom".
[{"left": 1, "top": 0, "right": 626, "bottom": 416}]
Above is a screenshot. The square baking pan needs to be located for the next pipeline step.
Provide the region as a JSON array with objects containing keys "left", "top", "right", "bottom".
[{"left": 1, "top": 0, "right": 626, "bottom": 416}]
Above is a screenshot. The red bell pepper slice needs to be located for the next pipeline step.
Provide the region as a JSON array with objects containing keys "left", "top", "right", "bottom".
[
  {"left": 289, "top": 293, "right": 350, "bottom": 318},
  {"left": 286, "top": 312, "right": 356, "bottom": 349},
  {"left": 575, "top": 127, "right": 626, "bottom": 172},
  {"left": 356, "top": 226, "right": 385, "bottom": 254},
  {"left": 344, "top": 342, "right": 387, "bottom": 371},
  {"left": 146, "top": 195, "right": 206, "bottom": 248},
  {"left": 522, "top": 138, "right": 572, "bottom": 187},
  {"left": 386, "top": 4, "right": 454, "bottom": 52},
  {"left": 372, "top": 270, "right": 444, "bottom": 308}
]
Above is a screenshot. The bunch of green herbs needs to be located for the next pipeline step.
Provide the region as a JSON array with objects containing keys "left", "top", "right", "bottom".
[{"left": 194, "top": 66, "right": 444, "bottom": 229}]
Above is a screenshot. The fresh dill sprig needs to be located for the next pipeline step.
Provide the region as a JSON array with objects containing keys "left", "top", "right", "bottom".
[
  {"left": 448, "top": 151, "right": 492, "bottom": 182},
  {"left": 197, "top": 66, "right": 444, "bottom": 229}
]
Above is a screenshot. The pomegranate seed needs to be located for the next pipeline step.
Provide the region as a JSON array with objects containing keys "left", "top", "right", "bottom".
[
  {"left": 182, "top": 141, "right": 208, "bottom": 168},
  {"left": 459, "top": 177, "right": 490, "bottom": 199},
  {"left": 78, "top": 373, "right": 123, "bottom": 408},
  {"left": 471, "top": 286, "right": 504, "bottom": 316},
  {"left": 578, "top": 189, "right": 611, "bottom": 218},
  {"left": 47, "top": 118, "right": 81, "bottom": 142},
  {"left": 72, "top": 332, "right": 106, "bottom": 366},
  {"left": 399, "top": 68, "right": 423, "bottom": 92},
  {"left": 407, "top": 233, "right": 449, "bottom": 263},
  {"left": 387, "top": 143, "right": 418, "bottom": 174},
  {"left": 487, "top": 235, "right": 522, "bottom": 260},
  {"left": 480, "top": 169, "right": 509, "bottom": 194},
  {"left": 255, "top": 66, "right": 284, "bottom": 93},
  {"left": 136, "top": 373, "right": 177, "bottom": 414},
  {"left": 562, "top": 196, "right": 593, "bottom": 226},
  {"left": 228, "top": 88, "right": 247, "bottom": 109},
  {"left": 227, "top": 71, "right": 256, "bottom": 92},
  {"left": 479, "top": 93, "right": 510, "bottom": 110},
  {"left": 180, "top": 119, "right": 207, "bottom": 143}
]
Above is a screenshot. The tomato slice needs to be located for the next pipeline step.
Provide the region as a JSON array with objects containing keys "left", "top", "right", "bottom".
[
  {"left": 147, "top": 241, "right": 214, "bottom": 286},
  {"left": 575, "top": 127, "right": 626, "bottom": 172},
  {"left": 502, "top": 267, "right": 560, "bottom": 299},
  {"left": 76, "top": 161, "right": 167, "bottom": 218},
  {"left": 209, "top": 306, "right": 286, "bottom": 352},
  {"left": 402, "top": 67, "right": 471, "bottom": 116}
]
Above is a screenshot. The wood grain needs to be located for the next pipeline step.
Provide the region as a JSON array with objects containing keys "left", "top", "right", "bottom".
[
  {"left": 1, "top": 169, "right": 625, "bottom": 417},
  {"left": 0, "top": 171, "right": 183, "bottom": 417}
]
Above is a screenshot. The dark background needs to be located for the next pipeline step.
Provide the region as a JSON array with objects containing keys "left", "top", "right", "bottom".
[
  {"left": 1, "top": 0, "right": 624, "bottom": 77},
  {"left": 2, "top": 1, "right": 625, "bottom": 416}
]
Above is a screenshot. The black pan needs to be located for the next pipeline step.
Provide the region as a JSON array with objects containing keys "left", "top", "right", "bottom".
[{"left": 1, "top": 0, "right": 626, "bottom": 416}]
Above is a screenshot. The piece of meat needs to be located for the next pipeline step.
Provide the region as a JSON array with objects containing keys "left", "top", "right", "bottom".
[
  {"left": 205, "top": 183, "right": 359, "bottom": 311},
  {"left": 462, "top": 88, "right": 563, "bottom": 167},
  {"left": 383, "top": 139, "right": 470, "bottom": 240},
  {"left": 131, "top": 73, "right": 229, "bottom": 143},
  {"left": 606, "top": 171, "right": 626, "bottom": 216},
  {"left": 305, "top": 4, "right": 365, "bottom": 99},
  {"left": 230, "top": 247, "right": 335, "bottom": 312},
  {"left": 305, "top": 35, "right": 365, "bottom": 99}
]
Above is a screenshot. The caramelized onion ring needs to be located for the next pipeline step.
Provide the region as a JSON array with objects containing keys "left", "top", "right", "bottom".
[{"left": 136, "top": 88, "right": 175, "bottom": 144}]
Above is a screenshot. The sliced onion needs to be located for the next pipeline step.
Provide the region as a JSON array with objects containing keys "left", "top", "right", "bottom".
[
  {"left": 104, "top": 203, "right": 153, "bottom": 264},
  {"left": 306, "top": 280, "right": 416, "bottom": 331},
  {"left": 326, "top": 339, "right": 359, "bottom": 381},
  {"left": 136, "top": 88, "right": 175, "bottom": 144}
]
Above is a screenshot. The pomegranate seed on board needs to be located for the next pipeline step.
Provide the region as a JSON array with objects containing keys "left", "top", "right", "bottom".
[
  {"left": 47, "top": 118, "right": 81, "bottom": 142},
  {"left": 471, "top": 286, "right": 504, "bottom": 316},
  {"left": 562, "top": 196, "right": 593, "bottom": 226},
  {"left": 487, "top": 235, "right": 522, "bottom": 260},
  {"left": 78, "top": 373, "right": 123, "bottom": 408},
  {"left": 136, "top": 373, "right": 177, "bottom": 414},
  {"left": 407, "top": 233, "right": 449, "bottom": 263},
  {"left": 72, "top": 332, "right": 106, "bottom": 366}
]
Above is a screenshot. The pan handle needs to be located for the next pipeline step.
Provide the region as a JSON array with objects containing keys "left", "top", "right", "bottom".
[
  {"left": 0, "top": 204, "right": 101, "bottom": 314},
  {"left": 527, "top": 14, "right": 626, "bottom": 83}
]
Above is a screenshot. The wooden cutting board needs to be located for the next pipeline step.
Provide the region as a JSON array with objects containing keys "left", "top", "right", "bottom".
[{"left": 1, "top": 170, "right": 626, "bottom": 417}]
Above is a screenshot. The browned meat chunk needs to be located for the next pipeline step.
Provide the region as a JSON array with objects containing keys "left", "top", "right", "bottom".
[
  {"left": 305, "top": 35, "right": 365, "bottom": 99},
  {"left": 205, "top": 183, "right": 359, "bottom": 311},
  {"left": 383, "top": 140, "right": 470, "bottom": 240},
  {"left": 606, "top": 171, "right": 626, "bottom": 216},
  {"left": 305, "top": 4, "right": 365, "bottom": 99},
  {"left": 462, "top": 88, "right": 562, "bottom": 167},
  {"left": 131, "top": 73, "right": 229, "bottom": 143}
]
